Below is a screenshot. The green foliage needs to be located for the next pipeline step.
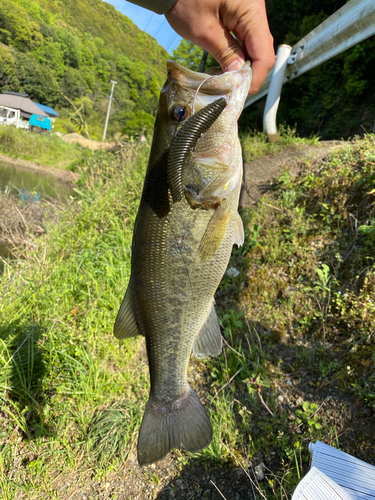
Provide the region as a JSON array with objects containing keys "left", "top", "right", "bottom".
[
  {"left": 358, "top": 218, "right": 375, "bottom": 243},
  {"left": 172, "top": 39, "right": 218, "bottom": 71},
  {"left": 0, "top": 142, "right": 150, "bottom": 495},
  {"left": 295, "top": 402, "right": 322, "bottom": 431},
  {"left": 0, "top": 0, "right": 43, "bottom": 51},
  {"left": 0, "top": 0, "right": 169, "bottom": 139}
]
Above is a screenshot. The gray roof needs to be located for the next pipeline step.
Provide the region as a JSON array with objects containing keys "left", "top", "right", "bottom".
[{"left": 0, "top": 93, "right": 49, "bottom": 117}]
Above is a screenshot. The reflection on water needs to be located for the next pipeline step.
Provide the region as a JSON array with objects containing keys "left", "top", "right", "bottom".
[{"left": 0, "top": 161, "right": 73, "bottom": 201}]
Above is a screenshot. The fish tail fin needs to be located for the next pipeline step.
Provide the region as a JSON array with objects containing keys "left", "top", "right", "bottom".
[{"left": 137, "top": 386, "right": 212, "bottom": 466}]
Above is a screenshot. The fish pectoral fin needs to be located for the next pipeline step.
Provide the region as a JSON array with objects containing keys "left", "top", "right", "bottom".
[
  {"left": 197, "top": 205, "right": 230, "bottom": 261},
  {"left": 234, "top": 212, "right": 244, "bottom": 247},
  {"left": 193, "top": 300, "right": 222, "bottom": 359},
  {"left": 113, "top": 287, "right": 142, "bottom": 339}
]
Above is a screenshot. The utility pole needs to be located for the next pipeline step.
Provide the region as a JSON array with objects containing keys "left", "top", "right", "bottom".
[
  {"left": 199, "top": 50, "right": 208, "bottom": 73},
  {"left": 102, "top": 80, "right": 117, "bottom": 142}
]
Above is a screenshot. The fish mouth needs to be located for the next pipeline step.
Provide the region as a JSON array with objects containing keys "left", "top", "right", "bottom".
[
  {"left": 167, "top": 59, "right": 252, "bottom": 98},
  {"left": 164, "top": 61, "right": 252, "bottom": 207},
  {"left": 166, "top": 60, "right": 252, "bottom": 129}
]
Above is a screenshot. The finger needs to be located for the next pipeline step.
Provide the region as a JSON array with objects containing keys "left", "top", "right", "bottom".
[
  {"left": 194, "top": 22, "right": 247, "bottom": 73},
  {"left": 243, "top": 30, "right": 275, "bottom": 94}
]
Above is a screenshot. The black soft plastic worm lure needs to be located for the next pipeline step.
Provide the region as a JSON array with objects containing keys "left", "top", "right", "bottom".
[{"left": 167, "top": 97, "right": 227, "bottom": 204}]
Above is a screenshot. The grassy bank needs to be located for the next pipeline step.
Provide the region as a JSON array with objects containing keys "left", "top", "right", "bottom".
[
  {"left": 240, "top": 126, "right": 319, "bottom": 163},
  {"left": 0, "top": 126, "right": 87, "bottom": 170},
  {"left": 0, "top": 135, "right": 374, "bottom": 499}
]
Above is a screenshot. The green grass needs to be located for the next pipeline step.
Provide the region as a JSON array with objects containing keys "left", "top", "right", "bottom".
[
  {"left": 0, "top": 134, "right": 374, "bottom": 499},
  {"left": 0, "top": 126, "right": 88, "bottom": 170},
  {"left": 0, "top": 142, "right": 150, "bottom": 497},
  {"left": 196, "top": 134, "right": 375, "bottom": 497},
  {"left": 240, "top": 125, "right": 319, "bottom": 163}
]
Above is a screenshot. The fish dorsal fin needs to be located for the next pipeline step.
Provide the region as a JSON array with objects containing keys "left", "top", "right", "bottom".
[
  {"left": 234, "top": 212, "right": 244, "bottom": 247},
  {"left": 197, "top": 206, "right": 230, "bottom": 261},
  {"left": 113, "top": 287, "right": 142, "bottom": 339},
  {"left": 193, "top": 300, "right": 222, "bottom": 359}
]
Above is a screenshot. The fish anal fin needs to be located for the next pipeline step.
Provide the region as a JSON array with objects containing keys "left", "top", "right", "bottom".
[
  {"left": 198, "top": 206, "right": 230, "bottom": 261},
  {"left": 234, "top": 212, "right": 244, "bottom": 247},
  {"left": 113, "top": 287, "right": 142, "bottom": 339},
  {"left": 193, "top": 300, "right": 222, "bottom": 359}
]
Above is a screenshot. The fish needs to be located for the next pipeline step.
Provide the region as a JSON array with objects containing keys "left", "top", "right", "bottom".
[{"left": 114, "top": 60, "right": 252, "bottom": 466}]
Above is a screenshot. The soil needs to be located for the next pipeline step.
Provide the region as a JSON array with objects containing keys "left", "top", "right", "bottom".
[
  {"left": 62, "top": 133, "right": 116, "bottom": 152},
  {"left": 49, "top": 141, "right": 374, "bottom": 500},
  {"left": 239, "top": 140, "right": 344, "bottom": 207}
]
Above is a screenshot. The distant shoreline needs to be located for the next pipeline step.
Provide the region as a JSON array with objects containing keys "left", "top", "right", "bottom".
[{"left": 0, "top": 154, "right": 80, "bottom": 185}]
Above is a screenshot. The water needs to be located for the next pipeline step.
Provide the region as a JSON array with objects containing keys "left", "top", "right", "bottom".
[{"left": 0, "top": 161, "right": 73, "bottom": 201}]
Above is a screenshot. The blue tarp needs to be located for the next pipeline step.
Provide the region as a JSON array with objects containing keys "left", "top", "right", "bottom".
[{"left": 33, "top": 102, "right": 60, "bottom": 117}]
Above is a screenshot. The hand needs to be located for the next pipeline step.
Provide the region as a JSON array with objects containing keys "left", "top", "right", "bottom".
[{"left": 165, "top": 0, "right": 275, "bottom": 94}]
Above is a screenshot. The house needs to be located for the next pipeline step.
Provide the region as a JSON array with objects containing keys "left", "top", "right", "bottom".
[{"left": 0, "top": 91, "right": 49, "bottom": 129}]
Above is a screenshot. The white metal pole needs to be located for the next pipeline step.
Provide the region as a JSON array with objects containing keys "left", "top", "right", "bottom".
[
  {"left": 263, "top": 44, "right": 292, "bottom": 142},
  {"left": 102, "top": 80, "right": 117, "bottom": 142}
]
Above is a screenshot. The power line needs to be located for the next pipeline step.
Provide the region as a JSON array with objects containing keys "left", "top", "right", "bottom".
[
  {"left": 143, "top": 12, "right": 154, "bottom": 32},
  {"left": 165, "top": 33, "right": 179, "bottom": 53},
  {"left": 153, "top": 18, "right": 166, "bottom": 38}
]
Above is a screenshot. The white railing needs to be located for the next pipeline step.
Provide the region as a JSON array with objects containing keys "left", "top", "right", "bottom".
[{"left": 244, "top": 0, "right": 375, "bottom": 141}]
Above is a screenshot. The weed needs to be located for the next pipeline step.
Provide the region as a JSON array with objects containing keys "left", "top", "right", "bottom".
[
  {"left": 294, "top": 402, "right": 322, "bottom": 433},
  {"left": 0, "top": 142, "right": 150, "bottom": 496},
  {"left": 0, "top": 126, "right": 88, "bottom": 170},
  {"left": 240, "top": 125, "right": 319, "bottom": 163},
  {"left": 358, "top": 218, "right": 375, "bottom": 243},
  {"left": 1, "top": 134, "right": 374, "bottom": 498}
]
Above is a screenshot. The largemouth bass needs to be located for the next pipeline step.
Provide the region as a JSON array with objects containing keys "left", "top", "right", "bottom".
[{"left": 114, "top": 60, "right": 251, "bottom": 466}]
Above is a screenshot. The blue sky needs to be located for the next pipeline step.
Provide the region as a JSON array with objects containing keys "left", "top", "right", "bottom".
[{"left": 104, "top": 0, "right": 182, "bottom": 54}]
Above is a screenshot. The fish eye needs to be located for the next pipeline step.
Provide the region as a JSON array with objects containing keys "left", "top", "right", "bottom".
[{"left": 171, "top": 104, "right": 189, "bottom": 122}]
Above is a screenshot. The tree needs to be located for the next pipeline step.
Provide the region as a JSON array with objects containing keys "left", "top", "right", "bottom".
[
  {"left": 15, "top": 52, "right": 60, "bottom": 105},
  {"left": 0, "top": 0, "right": 43, "bottom": 51},
  {"left": 0, "top": 43, "right": 19, "bottom": 88},
  {"left": 172, "top": 40, "right": 218, "bottom": 71}
]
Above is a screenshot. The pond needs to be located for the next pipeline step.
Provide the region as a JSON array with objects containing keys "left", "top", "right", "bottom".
[{"left": 0, "top": 161, "right": 73, "bottom": 201}]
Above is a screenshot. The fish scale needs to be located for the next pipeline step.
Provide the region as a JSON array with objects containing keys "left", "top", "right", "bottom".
[{"left": 114, "top": 60, "right": 251, "bottom": 466}]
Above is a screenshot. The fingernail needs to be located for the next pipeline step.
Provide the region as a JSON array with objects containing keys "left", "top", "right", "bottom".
[{"left": 224, "top": 60, "right": 243, "bottom": 72}]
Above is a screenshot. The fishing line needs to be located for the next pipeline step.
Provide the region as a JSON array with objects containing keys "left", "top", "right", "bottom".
[
  {"left": 192, "top": 75, "right": 215, "bottom": 116},
  {"left": 191, "top": 71, "right": 233, "bottom": 115}
]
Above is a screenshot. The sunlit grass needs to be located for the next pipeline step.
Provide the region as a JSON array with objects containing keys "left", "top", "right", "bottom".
[
  {"left": 0, "top": 142, "right": 150, "bottom": 497},
  {"left": 0, "top": 126, "right": 88, "bottom": 170},
  {"left": 0, "top": 134, "right": 374, "bottom": 498},
  {"left": 240, "top": 125, "right": 319, "bottom": 163}
]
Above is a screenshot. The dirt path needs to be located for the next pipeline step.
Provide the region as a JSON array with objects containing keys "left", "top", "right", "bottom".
[
  {"left": 240, "top": 140, "right": 344, "bottom": 207},
  {"left": 0, "top": 154, "right": 80, "bottom": 185}
]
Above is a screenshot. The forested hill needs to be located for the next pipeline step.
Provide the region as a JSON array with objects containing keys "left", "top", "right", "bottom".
[
  {"left": 0, "top": 0, "right": 169, "bottom": 139},
  {"left": 32, "top": 0, "right": 167, "bottom": 74}
]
